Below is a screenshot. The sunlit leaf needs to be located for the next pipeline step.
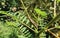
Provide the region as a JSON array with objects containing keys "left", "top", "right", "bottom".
[
  {"left": 34, "top": 8, "right": 47, "bottom": 18},
  {"left": 57, "top": 0, "right": 60, "bottom": 3}
]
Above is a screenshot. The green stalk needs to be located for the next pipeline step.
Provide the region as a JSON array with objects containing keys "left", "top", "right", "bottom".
[{"left": 39, "top": 13, "right": 60, "bottom": 34}]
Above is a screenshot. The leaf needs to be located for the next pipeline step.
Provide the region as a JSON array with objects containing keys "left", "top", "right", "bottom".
[
  {"left": 55, "top": 25, "right": 60, "bottom": 29},
  {"left": 34, "top": 8, "right": 47, "bottom": 18},
  {"left": 57, "top": 0, "right": 60, "bottom": 3}
]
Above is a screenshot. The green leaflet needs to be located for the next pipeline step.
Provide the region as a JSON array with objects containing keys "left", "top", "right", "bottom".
[
  {"left": 0, "top": 11, "right": 33, "bottom": 38},
  {"left": 34, "top": 8, "right": 47, "bottom": 18},
  {"left": 55, "top": 25, "right": 60, "bottom": 29},
  {"left": 57, "top": 0, "right": 60, "bottom": 3}
]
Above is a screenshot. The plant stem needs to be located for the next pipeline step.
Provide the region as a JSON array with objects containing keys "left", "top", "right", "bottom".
[
  {"left": 19, "top": 0, "right": 39, "bottom": 33},
  {"left": 20, "top": 0, "right": 38, "bottom": 29},
  {"left": 39, "top": 13, "right": 60, "bottom": 34},
  {"left": 20, "top": 22, "right": 37, "bottom": 33},
  {"left": 54, "top": 0, "right": 56, "bottom": 18},
  {"left": 47, "top": 29, "right": 59, "bottom": 38}
]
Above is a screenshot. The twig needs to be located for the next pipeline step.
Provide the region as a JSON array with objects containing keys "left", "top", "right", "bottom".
[
  {"left": 54, "top": 0, "right": 56, "bottom": 18},
  {"left": 46, "top": 27, "right": 55, "bottom": 31},
  {"left": 0, "top": 15, "right": 7, "bottom": 17},
  {"left": 47, "top": 29, "right": 59, "bottom": 38},
  {"left": 20, "top": 0, "right": 38, "bottom": 29},
  {"left": 20, "top": 22, "right": 38, "bottom": 33},
  {"left": 45, "top": 13, "right": 60, "bottom": 29},
  {"left": 39, "top": 13, "right": 60, "bottom": 34}
]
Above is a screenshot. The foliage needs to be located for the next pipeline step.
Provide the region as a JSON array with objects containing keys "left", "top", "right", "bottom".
[
  {"left": 0, "top": 0, "right": 60, "bottom": 38},
  {"left": 57, "top": 0, "right": 60, "bottom": 3},
  {"left": 34, "top": 8, "right": 47, "bottom": 18}
]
